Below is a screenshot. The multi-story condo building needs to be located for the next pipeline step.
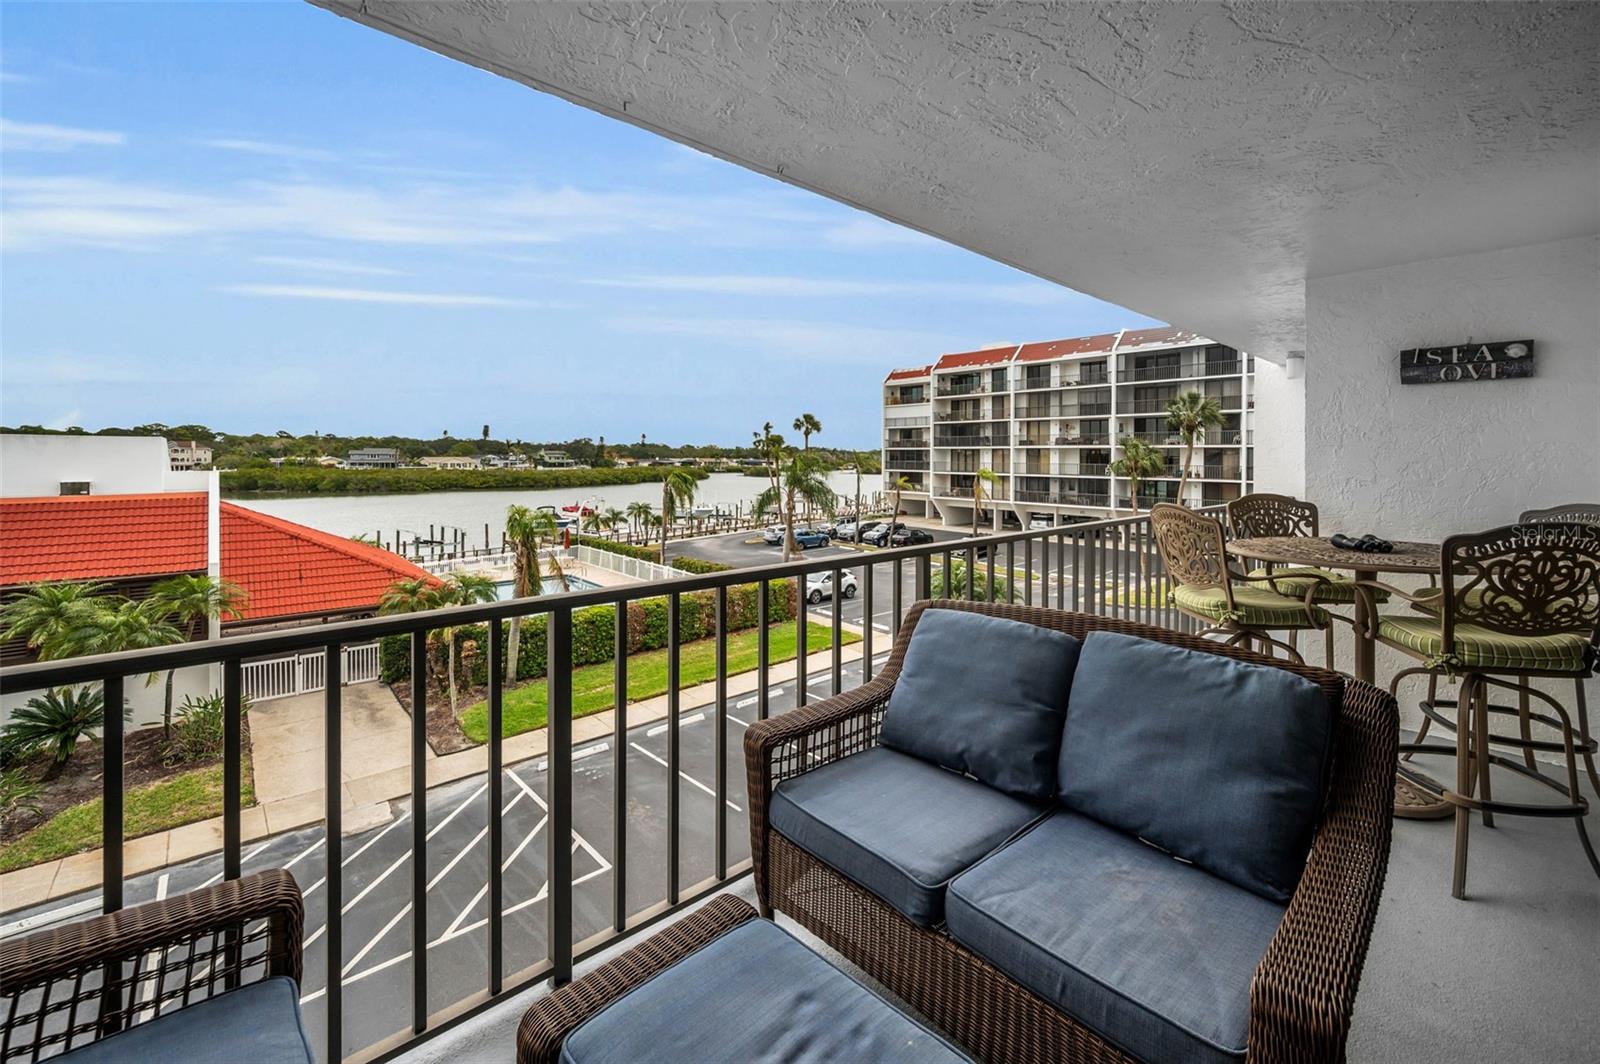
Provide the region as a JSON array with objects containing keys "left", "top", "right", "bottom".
[
  {"left": 167, "top": 439, "right": 213, "bottom": 470},
  {"left": 882, "top": 326, "right": 1253, "bottom": 528}
]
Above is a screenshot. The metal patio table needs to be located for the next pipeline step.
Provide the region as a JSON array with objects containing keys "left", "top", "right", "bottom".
[{"left": 1227, "top": 535, "right": 1446, "bottom": 818}]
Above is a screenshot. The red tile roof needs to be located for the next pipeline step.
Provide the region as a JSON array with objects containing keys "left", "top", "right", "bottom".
[
  {"left": 0, "top": 493, "right": 207, "bottom": 585},
  {"left": 884, "top": 365, "right": 933, "bottom": 382},
  {"left": 1014, "top": 333, "right": 1121, "bottom": 362},
  {"left": 933, "top": 344, "right": 1020, "bottom": 371},
  {"left": 0, "top": 493, "right": 435, "bottom": 622},
  {"left": 220, "top": 503, "right": 436, "bottom": 621}
]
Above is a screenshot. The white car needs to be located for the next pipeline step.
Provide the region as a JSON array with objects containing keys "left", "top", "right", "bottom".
[
  {"left": 762, "top": 524, "right": 787, "bottom": 545},
  {"left": 805, "top": 570, "right": 859, "bottom": 604},
  {"left": 1028, "top": 515, "right": 1054, "bottom": 531}
]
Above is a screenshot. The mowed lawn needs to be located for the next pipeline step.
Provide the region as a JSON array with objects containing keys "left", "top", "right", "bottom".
[
  {"left": 0, "top": 759, "right": 257, "bottom": 873},
  {"left": 459, "top": 621, "right": 858, "bottom": 743}
]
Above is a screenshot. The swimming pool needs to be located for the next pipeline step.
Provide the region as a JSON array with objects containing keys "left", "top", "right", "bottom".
[{"left": 494, "top": 575, "right": 598, "bottom": 600}]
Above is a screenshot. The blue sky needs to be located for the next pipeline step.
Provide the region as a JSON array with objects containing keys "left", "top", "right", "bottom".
[{"left": 0, "top": 1, "right": 1159, "bottom": 448}]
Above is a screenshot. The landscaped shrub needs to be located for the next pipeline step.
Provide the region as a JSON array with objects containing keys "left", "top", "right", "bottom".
[
  {"left": 378, "top": 580, "right": 797, "bottom": 686},
  {"left": 2, "top": 687, "right": 129, "bottom": 779},
  {"left": 668, "top": 556, "right": 734, "bottom": 574},
  {"left": 572, "top": 535, "right": 659, "bottom": 562},
  {"left": 163, "top": 691, "right": 251, "bottom": 765}
]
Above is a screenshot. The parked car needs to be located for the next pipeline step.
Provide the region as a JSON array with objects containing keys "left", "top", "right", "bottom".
[
  {"left": 862, "top": 522, "right": 904, "bottom": 546},
  {"left": 805, "top": 570, "right": 859, "bottom": 603},
  {"left": 793, "top": 528, "right": 831, "bottom": 550},
  {"left": 832, "top": 519, "right": 865, "bottom": 540},
  {"left": 889, "top": 527, "right": 935, "bottom": 546},
  {"left": 762, "top": 524, "right": 787, "bottom": 545},
  {"left": 1028, "top": 515, "right": 1054, "bottom": 531}
]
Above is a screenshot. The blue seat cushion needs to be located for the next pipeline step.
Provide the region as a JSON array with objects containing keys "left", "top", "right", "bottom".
[
  {"left": 880, "top": 606, "right": 1082, "bottom": 799},
  {"left": 769, "top": 746, "right": 1044, "bottom": 927},
  {"left": 562, "top": 917, "right": 972, "bottom": 1063},
  {"left": 1059, "top": 631, "right": 1335, "bottom": 901},
  {"left": 59, "top": 975, "right": 312, "bottom": 1063},
  {"left": 947, "top": 811, "right": 1285, "bottom": 1064}
]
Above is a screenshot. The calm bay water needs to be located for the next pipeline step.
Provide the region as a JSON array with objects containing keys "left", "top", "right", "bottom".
[{"left": 238, "top": 471, "right": 883, "bottom": 542}]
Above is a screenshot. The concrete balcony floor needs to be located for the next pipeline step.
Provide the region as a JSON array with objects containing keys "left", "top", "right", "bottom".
[{"left": 397, "top": 767, "right": 1598, "bottom": 1064}]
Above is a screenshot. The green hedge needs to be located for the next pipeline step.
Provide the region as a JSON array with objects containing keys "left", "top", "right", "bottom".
[
  {"left": 668, "top": 556, "right": 734, "bottom": 574},
  {"left": 380, "top": 579, "right": 797, "bottom": 688}
]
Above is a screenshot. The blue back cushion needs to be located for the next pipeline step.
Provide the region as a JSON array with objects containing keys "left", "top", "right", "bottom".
[
  {"left": 880, "top": 607, "right": 1081, "bottom": 800},
  {"left": 1058, "top": 632, "right": 1335, "bottom": 902}
]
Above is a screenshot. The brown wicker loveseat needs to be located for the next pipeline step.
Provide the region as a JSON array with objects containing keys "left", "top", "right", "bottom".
[{"left": 745, "top": 601, "right": 1397, "bottom": 1063}]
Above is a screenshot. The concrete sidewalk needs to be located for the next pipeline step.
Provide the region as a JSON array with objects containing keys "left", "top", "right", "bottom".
[{"left": 1, "top": 633, "right": 868, "bottom": 912}]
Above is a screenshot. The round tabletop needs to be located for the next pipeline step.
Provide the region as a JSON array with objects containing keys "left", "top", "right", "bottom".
[{"left": 1227, "top": 535, "right": 1440, "bottom": 573}]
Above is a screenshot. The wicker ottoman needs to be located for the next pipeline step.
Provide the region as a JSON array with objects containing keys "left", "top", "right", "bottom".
[{"left": 516, "top": 895, "right": 972, "bottom": 1063}]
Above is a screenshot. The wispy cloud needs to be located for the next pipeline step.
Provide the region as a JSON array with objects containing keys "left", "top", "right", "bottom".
[
  {"left": 220, "top": 283, "right": 530, "bottom": 307},
  {"left": 611, "top": 315, "right": 974, "bottom": 362},
  {"left": 1, "top": 174, "right": 832, "bottom": 251},
  {"left": 585, "top": 273, "right": 1076, "bottom": 305},
  {"left": 198, "top": 138, "right": 339, "bottom": 162},
  {"left": 1, "top": 118, "right": 125, "bottom": 151},
  {"left": 821, "top": 216, "right": 942, "bottom": 250},
  {"left": 252, "top": 254, "right": 404, "bottom": 277}
]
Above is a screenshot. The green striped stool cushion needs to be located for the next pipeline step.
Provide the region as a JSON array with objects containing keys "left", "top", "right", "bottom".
[
  {"left": 1377, "top": 616, "right": 1590, "bottom": 672},
  {"left": 1173, "top": 584, "right": 1330, "bottom": 628},
  {"left": 1245, "top": 567, "right": 1385, "bottom": 606}
]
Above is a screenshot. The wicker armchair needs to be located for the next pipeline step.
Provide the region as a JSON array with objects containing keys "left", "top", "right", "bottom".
[
  {"left": 745, "top": 601, "right": 1397, "bottom": 1064},
  {"left": 0, "top": 869, "right": 303, "bottom": 1061}
]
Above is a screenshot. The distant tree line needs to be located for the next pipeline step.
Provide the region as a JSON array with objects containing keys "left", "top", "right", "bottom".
[
  {"left": 0, "top": 423, "right": 878, "bottom": 474},
  {"left": 220, "top": 465, "right": 705, "bottom": 496}
]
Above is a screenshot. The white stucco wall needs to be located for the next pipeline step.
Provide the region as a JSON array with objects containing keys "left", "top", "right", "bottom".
[
  {"left": 0, "top": 435, "right": 211, "bottom": 497},
  {"left": 1250, "top": 358, "right": 1306, "bottom": 498},
  {"left": 1297, "top": 234, "right": 1599, "bottom": 740},
  {"left": 1304, "top": 235, "right": 1599, "bottom": 539}
]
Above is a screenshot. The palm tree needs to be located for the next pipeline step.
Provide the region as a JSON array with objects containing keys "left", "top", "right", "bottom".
[
  {"left": 970, "top": 467, "right": 998, "bottom": 536},
  {"left": 887, "top": 475, "right": 914, "bottom": 530},
  {"left": 1110, "top": 436, "right": 1168, "bottom": 587},
  {"left": 0, "top": 581, "right": 111, "bottom": 659},
  {"left": 659, "top": 468, "right": 698, "bottom": 565},
  {"left": 504, "top": 505, "right": 559, "bottom": 680},
  {"left": 3, "top": 687, "right": 127, "bottom": 780},
  {"left": 625, "top": 501, "right": 652, "bottom": 541},
  {"left": 792, "top": 413, "right": 822, "bottom": 450},
  {"left": 146, "top": 575, "right": 246, "bottom": 738},
  {"left": 1166, "top": 391, "right": 1226, "bottom": 505},
  {"left": 440, "top": 573, "right": 497, "bottom": 716},
  {"left": 600, "top": 507, "right": 626, "bottom": 538},
  {"left": 754, "top": 448, "right": 835, "bottom": 561}
]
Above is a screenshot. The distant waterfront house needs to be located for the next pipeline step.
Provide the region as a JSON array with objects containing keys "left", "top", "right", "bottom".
[
  {"left": 347, "top": 447, "right": 403, "bottom": 468},
  {"left": 536, "top": 449, "right": 579, "bottom": 468},
  {"left": 317, "top": 455, "right": 345, "bottom": 467},
  {"left": 417, "top": 455, "right": 478, "bottom": 470},
  {"left": 168, "top": 440, "right": 213, "bottom": 471}
]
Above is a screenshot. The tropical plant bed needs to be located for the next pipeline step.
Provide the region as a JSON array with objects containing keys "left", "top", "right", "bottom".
[
  {"left": 393, "top": 621, "right": 857, "bottom": 751},
  {"left": 0, "top": 730, "right": 257, "bottom": 873}
]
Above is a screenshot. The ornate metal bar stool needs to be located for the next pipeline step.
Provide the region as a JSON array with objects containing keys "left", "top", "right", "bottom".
[
  {"left": 1151, "top": 503, "right": 1339, "bottom": 667},
  {"left": 1226, "top": 493, "right": 1362, "bottom": 604},
  {"left": 1362, "top": 522, "right": 1600, "bottom": 897}
]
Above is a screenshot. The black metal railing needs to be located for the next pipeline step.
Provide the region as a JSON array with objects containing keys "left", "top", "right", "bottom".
[
  {"left": 934, "top": 380, "right": 992, "bottom": 396},
  {"left": 0, "top": 514, "right": 1218, "bottom": 1063},
  {"left": 933, "top": 432, "right": 1009, "bottom": 448}
]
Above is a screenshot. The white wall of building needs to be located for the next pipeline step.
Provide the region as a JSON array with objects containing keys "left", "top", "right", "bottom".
[
  {"left": 0, "top": 435, "right": 212, "bottom": 497},
  {"left": 1250, "top": 358, "right": 1305, "bottom": 498},
  {"left": 1304, "top": 234, "right": 1599, "bottom": 540}
]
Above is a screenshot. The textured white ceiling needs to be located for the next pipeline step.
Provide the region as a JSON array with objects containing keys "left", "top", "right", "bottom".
[{"left": 311, "top": 1, "right": 1600, "bottom": 360}]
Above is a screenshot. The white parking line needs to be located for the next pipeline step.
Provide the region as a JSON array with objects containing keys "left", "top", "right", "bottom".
[
  {"left": 628, "top": 742, "right": 741, "bottom": 812},
  {"left": 646, "top": 711, "right": 705, "bottom": 737},
  {"left": 342, "top": 900, "right": 412, "bottom": 977},
  {"left": 735, "top": 695, "right": 758, "bottom": 709},
  {"left": 572, "top": 742, "right": 609, "bottom": 761},
  {"left": 437, "top": 813, "right": 546, "bottom": 941}
]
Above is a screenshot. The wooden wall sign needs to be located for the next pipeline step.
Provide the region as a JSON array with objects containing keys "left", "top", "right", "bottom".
[{"left": 1399, "top": 340, "right": 1535, "bottom": 385}]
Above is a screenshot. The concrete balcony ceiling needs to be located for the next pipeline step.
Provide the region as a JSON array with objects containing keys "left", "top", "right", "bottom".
[{"left": 311, "top": 1, "right": 1597, "bottom": 361}]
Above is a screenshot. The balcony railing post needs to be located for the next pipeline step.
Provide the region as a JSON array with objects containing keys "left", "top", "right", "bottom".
[
  {"left": 610, "top": 603, "right": 627, "bottom": 933},
  {"left": 861, "top": 562, "right": 875, "bottom": 685},
  {"left": 488, "top": 618, "right": 505, "bottom": 989},
  {"left": 324, "top": 643, "right": 342, "bottom": 1064},
  {"left": 665, "top": 593, "right": 681, "bottom": 903},
  {"left": 830, "top": 569, "right": 843, "bottom": 695},
  {"left": 794, "top": 577, "right": 807, "bottom": 708},
  {"left": 757, "top": 580, "right": 770, "bottom": 721},
  {"left": 223, "top": 661, "right": 242, "bottom": 881},
  {"left": 714, "top": 587, "right": 728, "bottom": 881},
  {"left": 410, "top": 631, "right": 429, "bottom": 1033},
  {"left": 548, "top": 606, "right": 574, "bottom": 986}
]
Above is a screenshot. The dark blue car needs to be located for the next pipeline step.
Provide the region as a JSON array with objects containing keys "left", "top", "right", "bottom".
[{"left": 793, "top": 528, "right": 831, "bottom": 549}]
